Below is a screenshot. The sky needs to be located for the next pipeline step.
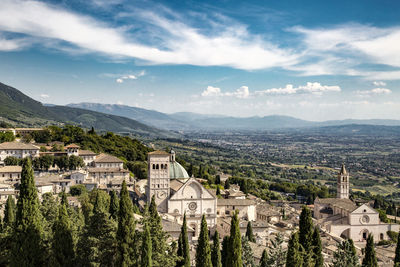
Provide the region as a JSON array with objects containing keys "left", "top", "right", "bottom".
[{"left": 0, "top": 0, "right": 400, "bottom": 121}]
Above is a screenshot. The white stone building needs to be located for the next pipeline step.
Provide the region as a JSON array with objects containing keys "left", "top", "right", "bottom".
[
  {"left": 0, "top": 165, "right": 21, "bottom": 182},
  {"left": 314, "top": 164, "right": 399, "bottom": 242},
  {"left": 146, "top": 150, "right": 217, "bottom": 237},
  {"left": 217, "top": 198, "right": 256, "bottom": 221},
  {"left": 0, "top": 142, "right": 39, "bottom": 164}
]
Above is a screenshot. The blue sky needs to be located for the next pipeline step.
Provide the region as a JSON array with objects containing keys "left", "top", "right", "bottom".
[{"left": 0, "top": 0, "right": 400, "bottom": 121}]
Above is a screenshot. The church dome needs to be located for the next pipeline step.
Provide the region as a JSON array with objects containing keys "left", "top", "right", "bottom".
[{"left": 169, "top": 161, "right": 189, "bottom": 179}]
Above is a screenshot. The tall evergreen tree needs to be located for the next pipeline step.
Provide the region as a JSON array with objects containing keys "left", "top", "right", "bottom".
[
  {"left": 312, "top": 227, "right": 323, "bottom": 267},
  {"left": 221, "top": 236, "right": 230, "bottom": 267},
  {"left": 52, "top": 201, "right": 75, "bottom": 267},
  {"left": 332, "top": 239, "right": 359, "bottom": 267},
  {"left": 11, "top": 158, "right": 46, "bottom": 267},
  {"left": 116, "top": 180, "right": 136, "bottom": 266},
  {"left": 259, "top": 249, "right": 269, "bottom": 267},
  {"left": 246, "top": 221, "right": 256, "bottom": 243},
  {"left": 109, "top": 190, "right": 119, "bottom": 220},
  {"left": 227, "top": 211, "right": 242, "bottom": 267},
  {"left": 196, "top": 215, "right": 212, "bottom": 267},
  {"left": 3, "top": 195, "right": 16, "bottom": 227},
  {"left": 242, "top": 236, "right": 255, "bottom": 267},
  {"left": 395, "top": 230, "right": 400, "bottom": 265},
  {"left": 268, "top": 233, "right": 286, "bottom": 266},
  {"left": 286, "top": 231, "right": 303, "bottom": 267},
  {"left": 177, "top": 213, "right": 190, "bottom": 267},
  {"left": 299, "top": 206, "right": 314, "bottom": 252},
  {"left": 211, "top": 230, "right": 222, "bottom": 267},
  {"left": 141, "top": 223, "right": 152, "bottom": 267},
  {"left": 362, "top": 234, "right": 377, "bottom": 267}
]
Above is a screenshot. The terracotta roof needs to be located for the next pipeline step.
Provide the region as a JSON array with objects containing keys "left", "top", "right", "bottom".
[
  {"left": 217, "top": 198, "right": 256, "bottom": 206},
  {"left": 65, "top": 143, "right": 80, "bottom": 148},
  {"left": 88, "top": 167, "right": 129, "bottom": 173},
  {"left": 315, "top": 197, "right": 357, "bottom": 212},
  {"left": 0, "top": 190, "right": 16, "bottom": 195},
  {"left": 94, "top": 153, "right": 124, "bottom": 163},
  {"left": 0, "top": 165, "right": 22, "bottom": 173},
  {"left": 0, "top": 142, "right": 39, "bottom": 150},
  {"left": 79, "top": 150, "right": 97, "bottom": 156},
  {"left": 148, "top": 150, "right": 170, "bottom": 156},
  {"left": 257, "top": 204, "right": 281, "bottom": 216}
]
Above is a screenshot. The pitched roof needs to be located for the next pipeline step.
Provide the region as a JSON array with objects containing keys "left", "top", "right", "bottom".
[
  {"left": 0, "top": 165, "right": 22, "bottom": 173},
  {"left": 217, "top": 198, "right": 256, "bottom": 206},
  {"left": 0, "top": 142, "right": 39, "bottom": 150},
  {"left": 65, "top": 143, "right": 80, "bottom": 149},
  {"left": 88, "top": 167, "right": 129, "bottom": 173},
  {"left": 148, "top": 150, "right": 170, "bottom": 156},
  {"left": 315, "top": 197, "right": 357, "bottom": 212},
  {"left": 79, "top": 150, "right": 97, "bottom": 156},
  {"left": 170, "top": 179, "right": 184, "bottom": 192},
  {"left": 94, "top": 153, "right": 123, "bottom": 163}
]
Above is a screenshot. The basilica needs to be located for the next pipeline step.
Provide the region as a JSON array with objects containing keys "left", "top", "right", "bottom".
[
  {"left": 146, "top": 150, "right": 217, "bottom": 236},
  {"left": 314, "top": 165, "right": 399, "bottom": 242}
]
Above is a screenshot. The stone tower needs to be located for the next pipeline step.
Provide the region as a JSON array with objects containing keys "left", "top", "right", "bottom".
[
  {"left": 337, "top": 164, "right": 349, "bottom": 199},
  {"left": 147, "top": 151, "right": 170, "bottom": 212}
]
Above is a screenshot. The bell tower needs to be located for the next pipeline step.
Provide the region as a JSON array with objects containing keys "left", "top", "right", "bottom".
[
  {"left": 147, "top": 151, "right": 170, "bottom": 212},
  {"left": 337, "top": 164, "right": 350, "bottom": 199}
]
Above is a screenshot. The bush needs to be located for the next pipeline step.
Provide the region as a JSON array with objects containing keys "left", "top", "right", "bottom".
[
  {"left": 387, "top": 230, "right": 398, "bottom": 242},
  {"left": 70, "top": 184, "right": 87, "bottom": 196},
  {"left": 377, "top": 240, "right": 391, "bottom": 246}
]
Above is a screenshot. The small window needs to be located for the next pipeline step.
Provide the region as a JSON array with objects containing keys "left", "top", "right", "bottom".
[
  {"left": 380, "top": 233, "right": 384, "bottom": 240},
  {"left": 152, "top": 164, "right": 155, "bottom": 169},
  {"left": 363, "top": 209, "right": 367, "bottom": 212},
  {"left": 156, "top": 164, "right": 159, "bottom": 169}
]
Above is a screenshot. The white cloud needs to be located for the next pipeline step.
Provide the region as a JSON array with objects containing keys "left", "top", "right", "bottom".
[
  {"left": 256, "top": 82, "right": 341, "bottom": 95},
  {"left": 356, "top": 88, "right": 392, "bottom": 96},
  {"left": 0, "top": 0, "right": 298, "bottom": 70},
  {"left": 40, "top": 94, "right": 49, "bottom": 98},
  {"left": 373, "top": 81, "right": 386, "bottom": 86},
  {"left": 201, "top": 86, "right": 250, "bottom": 98},
  {"left": 115, "top": 70, "right": 146, "bottom": 83},
  {"left": 116, "top": 78, "right": 124, "bottom": 83}
]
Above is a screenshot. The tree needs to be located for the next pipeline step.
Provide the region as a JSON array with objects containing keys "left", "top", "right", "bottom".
[
  {"left": 332, "top": 239, "right": 360, "bottom": 267},
  {"left": 177, "top": 213, "right": 190, "bottom": 267},
  {"left": 259, "top": 249, "right": 269, "bottom": 267},
  {"left": 216, "top": 186, "right": 221, "bottom": 197},
  {"left": 39, "top": 155, "right": 54, "bottom": 171},
  {"left": 109, "top": 190, "right": 119, "bottom": 220},
  {"left": 116, "top": 180, "right": 136, "bottom": 266},
  {"left": 4, "top": 156, "right": 20, "bottom": 166},
  {"left": 68, "top": 155, "right": 84, "bottom": 170},
  {"left": 395, "top": 230, "right": 400, "bottom": 265},
  {"left": 299, "top": 206, "right": 313, "bottom": 260},
  {"left": 11, "top": 158, "right": 46, "bottom": 266},
  {"left": 268, "top": 233, "right": 286, "bottom": 267},
  {"left": 196, "top": 214, "right": 212, "bottom": 267},
  {"left": 52, "top": 201, "right": 75, "bottom": 266},
  {"left": 246, "top": 221, "right": 256, "bottom": 243},
  {"left": 242, "top": 237, "right": 255, "bottom": 267},
  {"left": 221, "top": 236, "right": 230, "bottom": 267},
  {"left": 211, "top": 230, "right": 222, "bottom": 267},
  {"left": 141, "top": 223, "right": 152, "bottom": 267},
  {"left": 286, "top": 231, "right": 302, "bottom": 267},
  {"left": 216, "top": 175, "right": 221, "bottom": 185},
  {"left": 3, "top": 195, "right": 16, "bottom": 227},
  {"left": 312, "top": 227, "right": 323, "bottom": 267},
  {"left": 362, "top": 234, "right": 377, "bottom": 267},
  {"left": 227, "top": 211, "right": 242, "bottom": 267}
]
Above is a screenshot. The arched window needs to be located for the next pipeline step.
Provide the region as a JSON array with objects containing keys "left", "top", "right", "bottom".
[
  {"left": 156, "top": 164, "right": 159, "bottom": 169},
  {"left": 152, "top": 164, "right": 155, "bottom": 169},
  {"left": 380, "top": 233, "right": 384, "bottom": 240}
]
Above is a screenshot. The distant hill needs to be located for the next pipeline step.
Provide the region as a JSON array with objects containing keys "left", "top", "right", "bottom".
[
  {"left": 302, "top": 124, "right": 400, "bottom": 136},
  {"left": 0, "top": 82, "right": 175, "bottom": 138}
]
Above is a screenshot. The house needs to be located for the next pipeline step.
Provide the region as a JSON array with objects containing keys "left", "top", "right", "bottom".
[
  {"left": 79, "top": 150, "right": 98, "bottom": 166},
  {"left": 0, "top": 165, "right": 21, "bottom": 182},
  {"left": 93, "top": 153, "right": 124, "bottom": 168},
  {"left": 217, "top": 198, "right": 257, "bottom": 221},
  {"left": 0, "top": 142, "right": 39, "bottom": 164}
]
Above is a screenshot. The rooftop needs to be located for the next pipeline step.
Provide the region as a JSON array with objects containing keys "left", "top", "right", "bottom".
[
  {"left": 315, "top": 197, "right": 357, "bottom": 212},
  {"left": 88, "top": 167, "right": 129, "bottom": 173},
  {"left": 148, "top": 150, "right": 170, "bottom": 156},
  {"left": 217, "top": 198, "right": 256, "bottom": 206},
  {"left": 0, "top": 165, "right": 22, "bottom": 173},
  {"left": 170, "top": 161, "right": 189, "bottom": 179},
  {"left": 0, "top": 142, "right": 39, "bottom": 150},
  {"left": 94, "top": 153, "right": 124, "bottom": 163},
  {"left": 65, "top": 143, "right": 80, "bottom": 149},
  {"left": 79, "top": 150, "right": 97, "bottom": 156}
]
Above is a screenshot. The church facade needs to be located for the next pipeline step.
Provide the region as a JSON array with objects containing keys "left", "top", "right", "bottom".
[
  {"left": 146, "top": 150, "right": 217, "bottom": 236},
  {"left": 314, "top": 165, "right": 399, "bottom": 242}
]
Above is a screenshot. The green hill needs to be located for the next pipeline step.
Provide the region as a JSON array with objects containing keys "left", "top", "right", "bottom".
[{"left": 0, "top": 82, "right": 175, "bottom": 138}]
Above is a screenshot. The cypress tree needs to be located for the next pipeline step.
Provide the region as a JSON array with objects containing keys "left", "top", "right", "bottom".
[
  {"left": 259, "top": 249, "right": 269, "bottom": 267},
  {"left": 3, "top": 195, "right": 16, "bottom": 227},
  {"left": 221, "top": 235, "right": 230, "bottom": 267},
  {"left": 312, "top": 227, "right": 324, "bottom": 267},
  {"left": 52, "top": 201, "right": 75, "bottom": 266},
  {"left": 332, "top": 239, "right": 359, "bottom": 267},
  {"left": 177, "top": 213, "right": 190, "bottom": 267},
  {"left": 216, "top": 186, "right": 221, "bottom": 196},
  {"left": 227, "top": 211, "right": 242, "bottom": 267},
  {"left": 196, "top": 214, "right": 212, "bottom": 267},
  {"left": 211, "top": 230, "right": 222, "bottom": 267},
  {"left": 395, "top": 230, "right": 400, "bottom": 265},
  {"left": 299, "top": 206, "right": 313, "bottom": 251},
  {"left": 245, "top": 221, "right": 256, "bottom": 243},
  {"left": 116, "top": 180, "right": 136, "bottom": 266},
  {"left": 141, "top": 223, "right": 152, "bottom": 267},
  {"left": 362, "top": 234, "right": 377, "bottom": 267},
  {"left": 241, "top": 236, "right": 255, "bottom": 267},
  {"left": 11, "top": 158, "right": 45, "bottom": 267},
  {"left": 109, "top": 190, "right": 119, "bottom": 220},
  {"left": 286, "top": 231, "right": 303, "bottom": 267}
]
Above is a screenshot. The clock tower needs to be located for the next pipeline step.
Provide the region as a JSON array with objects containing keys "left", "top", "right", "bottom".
[
  {"left": 337, "top": 164, "right": 350, "bottom": 199},
  {"left": 147, "top": 150, "right": 170, "bottom": 212}
]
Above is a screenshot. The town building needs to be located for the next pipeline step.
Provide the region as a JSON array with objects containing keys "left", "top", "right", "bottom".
[
  {"left": 0, "top": 141, "right": 39, "bottom": 164},
  {"left": 0, "top": 165, "right": 21, "bottom": 182},
  {"left": 314, "top": 164, "right": 399, "bottom": 242}
]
